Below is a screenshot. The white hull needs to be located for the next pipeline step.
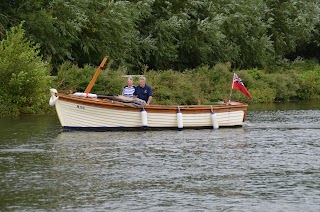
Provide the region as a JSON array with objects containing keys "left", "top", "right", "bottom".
[{"left": 55, "top": 98, "right": 245, "bottom": 129}]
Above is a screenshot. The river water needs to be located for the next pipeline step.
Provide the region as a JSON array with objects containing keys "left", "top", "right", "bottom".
[{"left": 0, "top": 102, "right": 319, "bottom": 211}]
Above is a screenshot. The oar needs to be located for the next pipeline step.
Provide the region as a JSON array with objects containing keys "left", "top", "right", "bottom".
[{"left": 84, "top": 56, "right": 109, "bottom": 94}]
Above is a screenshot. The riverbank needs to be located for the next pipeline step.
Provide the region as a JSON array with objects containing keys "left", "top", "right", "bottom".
[
  {"left": 1, "top": 24, "right": 320, "bottom": 117},
  {"left": 2, "top": 60, "right": 320, "bottom": 117},
  {"left": 1, "top": 40, "right": 320, "bottom": 117}
]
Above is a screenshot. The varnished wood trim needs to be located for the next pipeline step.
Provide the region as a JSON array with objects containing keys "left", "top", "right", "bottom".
[{"left": 57, "top": 93, "right": 248, "bottom": 114}]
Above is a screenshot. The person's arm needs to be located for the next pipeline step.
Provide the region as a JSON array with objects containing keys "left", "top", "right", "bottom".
[
  {"left": 147, "top": 86, "right": 153, "bottom": 105},
  {"left": 133, "top": 87, "right": 137, "bottom": 99},
  {"left": 146, "top": 96, "right": 152, "bottom": 105},
  {"left": 122, "top": 86, "right": 129, "bottom": 96}
]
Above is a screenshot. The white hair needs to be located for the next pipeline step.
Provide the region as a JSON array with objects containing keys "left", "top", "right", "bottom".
[{"left": 139, "top": 76, "right": 146, "bottom": 81}]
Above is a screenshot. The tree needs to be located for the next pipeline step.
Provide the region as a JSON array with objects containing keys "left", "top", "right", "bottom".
[
  {"left": 2, "top": 0, "right": 320, "bottom": 71},
  {"left": 266, "top": 0, "right": 320, "bottom": 60},
  {"left": 1, "top": 0, "right": 144, "bottom": 70},
  {"left": 0, "top": 24, "right": 50, "bottom": 116}
]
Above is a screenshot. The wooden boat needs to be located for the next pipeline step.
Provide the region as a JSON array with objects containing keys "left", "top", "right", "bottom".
[{"left": 49, "top": 56, "right": 248, "bottom": 130}]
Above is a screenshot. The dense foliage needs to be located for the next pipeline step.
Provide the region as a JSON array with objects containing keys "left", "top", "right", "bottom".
[
  {"left": 55, "top": 61, "right": 320, "bottom": 105},
  {"left": 1, "top": 0, "right": 320, "bottom": 116},
  {"left": 1, "top": 0, "right": 320, "bottom": 71},
  {"left": 0, "top": 24, "right": 50, "bottom": 116}
]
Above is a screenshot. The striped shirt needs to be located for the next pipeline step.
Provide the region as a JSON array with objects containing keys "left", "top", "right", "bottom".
[{"left": 122, "top": 86, "right": 135, "bottom": 98}]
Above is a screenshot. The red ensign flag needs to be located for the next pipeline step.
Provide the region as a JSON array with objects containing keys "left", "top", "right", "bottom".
[{"left": 232, "top": 73, "right": 252, "bottom": 100}]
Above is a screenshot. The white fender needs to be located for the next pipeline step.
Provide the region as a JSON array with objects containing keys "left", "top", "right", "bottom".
[
  {"left": 211, "top": 112, "right": 219, "bottom": 129},
  {"left": 49, "top": 88, "right": 59, "bottom": 106},
  {"left": 141, "top": 108, "right": 148, "bottom": 127},
  {"left": 177, "top": 110, "right": 183, "bottom": 131}
]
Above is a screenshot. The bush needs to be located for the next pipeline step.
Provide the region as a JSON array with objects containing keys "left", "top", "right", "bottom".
[
  {"left": 144, "top": 64, "right": 235, "bottom": 105},
  {"left": 146, "top": 69, "right": 197, "bottom": 105},
  {"left": 53, "top": 59, "right": 320, "bottom": 106},
  {"left": 54, "top": 63, "right": 235, "bottom": 105},
  {"left": 298, "top": 70, "right": 320, "bottom": 99},
  {"left": 0, "top": 24, "right": 50, "bottom": 116},
  {"left": 55, "top": 61, "right": 126, "bottom": 95}
]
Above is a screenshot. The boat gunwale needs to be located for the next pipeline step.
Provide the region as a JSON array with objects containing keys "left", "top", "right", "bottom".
[{"left": 56, "top": 93, "right": 248, "bottom": 114}]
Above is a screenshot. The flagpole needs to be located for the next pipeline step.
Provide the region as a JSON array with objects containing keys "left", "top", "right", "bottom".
[{"left": 228, "top": 73, "right": 234, "bottom": 102}]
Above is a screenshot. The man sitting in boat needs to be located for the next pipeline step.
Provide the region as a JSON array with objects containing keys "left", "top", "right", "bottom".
[
  {"left": 134, "top": 76, "right": 153, "bottom": 105},
  {"left": 122, "top": 76, "right": 135, "bottom": 98}
]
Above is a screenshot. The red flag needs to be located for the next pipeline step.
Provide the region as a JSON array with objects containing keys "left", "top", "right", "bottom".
[{"left": 232, "top": 73, "right": 252, "bottom": 100}]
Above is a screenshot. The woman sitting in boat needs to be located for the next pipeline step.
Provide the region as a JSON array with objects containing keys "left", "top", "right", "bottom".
[
  {"left": 134, "top": 76, "right": 153, "bottom": 105},
  {"left": 122, "top": 76, "right": 135, "bottom": 98}
]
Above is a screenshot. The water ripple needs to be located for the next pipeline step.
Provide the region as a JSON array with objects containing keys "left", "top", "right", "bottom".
[{"left": 0, "top": 110, "right": 320, "bottom": 211}]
